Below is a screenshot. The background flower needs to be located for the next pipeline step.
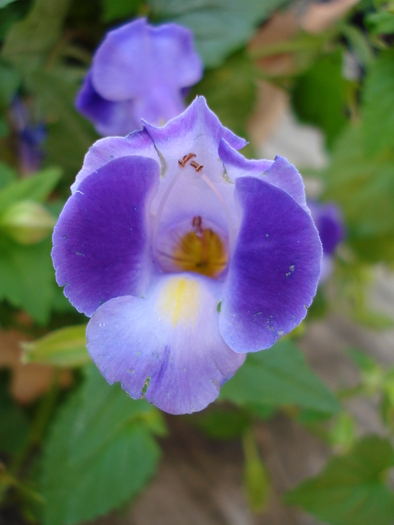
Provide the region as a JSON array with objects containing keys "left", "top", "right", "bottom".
[
  {"left": 309, "top": 201, "right": 345, "bottom": 282},
  {"left": 75, "top": 18, "right": 203, "bottom": 136}
]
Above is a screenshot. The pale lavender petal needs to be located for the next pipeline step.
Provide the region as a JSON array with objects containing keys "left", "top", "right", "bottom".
[
  {"left": 320, "top": 254, "right": 333, "bottom": 283},
  {"left": 75, "top": 72, "right": 139, "bottom": 136},
  {"left": 52, "top": 156, "right": 160, "bottom": 316},
  {"left": 92, "top": 19, "right": 202, "bottom": 101},
  {"left": 219, "top": 140, "right": 310, "bottom": 214},
  {"left": 145, "top": 97, "right": 248, "bottom": 243},
  {"left": 86, "top": 274, "right": 245, "bottom": 414},
  {"left": 219, "top": 177, "right": 322, "bottom": 353},
  {"left": 143, "top": 97, "right": 246, "bottom": 177},
  {"left": 71, "top": 129, "right": 159, "bottom": 193}
]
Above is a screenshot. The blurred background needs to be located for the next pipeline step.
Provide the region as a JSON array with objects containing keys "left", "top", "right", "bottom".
[{"left": 1, "top": 0, "right": 394, "bottom": 524}]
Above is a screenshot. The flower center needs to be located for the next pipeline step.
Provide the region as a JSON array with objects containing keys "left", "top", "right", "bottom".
[{"left": 172, "top": 217, "right": 227, "bottom": 277}]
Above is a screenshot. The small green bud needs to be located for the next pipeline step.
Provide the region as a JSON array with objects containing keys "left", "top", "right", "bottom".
[
  {"left": 21, "top": 325, "right": 90, "bottom": 367},
  {"left": 0, "top": 200, "right": 55, "bottom": 244}
]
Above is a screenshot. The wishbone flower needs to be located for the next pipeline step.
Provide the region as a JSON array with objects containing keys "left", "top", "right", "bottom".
[
  {"left": 75, "top": 18, "right": 203, "bottom": 136},
  {"left": 52, "top": 97, "right": 322, "bottom": 414},
  {"left": 308, "top": 201, "right": 345, "bottom": 283}
]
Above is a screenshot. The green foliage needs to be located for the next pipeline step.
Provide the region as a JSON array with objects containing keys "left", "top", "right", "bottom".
[
  {"left": 242, "top": 428, "right": 270, "bottom": 512},
  {"left": 220, "top": 341, "right": 340, "bottom": 415},
  {"left": 0, "top": 167, "right": 61, "bottom": 212},
  {"left": 101, "top": 0, "right": 145, "bottom": 22},
  {"left": 27, "top": 68, "right": 98, "bottom": 181},
  {"left": 41, "top": 366, "right": 163, "bottom": 525},
  {"left": 362, "top": 48, "right": 394, "bottom": 156},
  {"left": 186, "top": 406, "right": 251, "bottom": 440},
  {"left": 324, "top": 126, "right": 394, "bottom": 264},
  {"left": 21, "top": 324, "right": 90, "bottom": 367},
  {"left": 0, "top": 59, "right": 21, "bottom": 109},
  {"left": 149, "top": 0, "right": 290, "bottom": 67},
  {"left": 0, "top": 0, "right": 18, "bottom": 8},
  {"left": 341, "top": 24, "right": 374, "bottom": 67},
  {"left": 0, "top": 168, "right": 61, "bottom": 321},
  {"left": 190, "top": 50, "right": 256, "bottom": 137},
  {"left": 285, "top": 436, "right": 394, "bottom": 525},
  {"left": 328, "top": 412, "right": 356, "bottom": 451},
  {"left": 1, "top": 0, "right": 73, "bottom": 70},
  {"left": 0, "top": 162, "right": 17, "bottom": 190},
  {"left": 0, "top": 236, "right": 55, "bottom": 323},
  {"left": 366, "top": 11, "right": 394, "bottom": 35},
  {"left": 292, "top": 50, "right": 349, "bottom": 148},
  {"left": 0, "top": 373, "right": 29, "bottom": 454},
  {"left": 0, "top": 1, "right": 29, "bottom": 40}
]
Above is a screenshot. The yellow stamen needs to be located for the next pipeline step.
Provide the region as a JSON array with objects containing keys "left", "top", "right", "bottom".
[{"left": 173, "top": 228, "right": 227, "bottom": 277}]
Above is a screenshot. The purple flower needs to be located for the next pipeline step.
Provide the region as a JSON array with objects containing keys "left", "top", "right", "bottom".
[
  {"left": 75, "top": 18, "right": 203, "bottom": 136},
  {"left": 10, "top": 97, "right": 46, "bottom": 175},
  {"left": 52, "top": 97, "right": 322, "bottom": 415},
  {"left": 309, "top": 201, "right": 345, "bottom": 282}
]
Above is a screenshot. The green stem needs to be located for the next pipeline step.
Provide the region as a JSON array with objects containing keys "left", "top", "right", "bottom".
[
  {"left": 9, "top": 370, "right": 61, "bottom": 477},
  {"left": 249, "top": 34, "right": 324, "bottom": 60},
  {"left": 337, "top": 384, "right": 365, "bottom": 400}
]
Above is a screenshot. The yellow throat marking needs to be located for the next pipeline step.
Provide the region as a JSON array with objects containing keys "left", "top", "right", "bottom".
[
  {"left": 157, "top": 277, "right": 200, "bottom": 327},
  {"left": 173, "top": 227, "right": 227, "bottom": 277}
]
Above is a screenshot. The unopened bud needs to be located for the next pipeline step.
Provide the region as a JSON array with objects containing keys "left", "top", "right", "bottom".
[{"left": 1, "top": 200, "right": 55, "bottom": 244}]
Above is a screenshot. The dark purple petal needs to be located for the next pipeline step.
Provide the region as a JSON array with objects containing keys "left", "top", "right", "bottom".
[
  {"left": 309, "top": 201, "right": 345, "bottom": 255},
  {"left": 75, "top": 72, "right": 139, "bottom": 136},
  {"left": 52, "top": 156, "right": 160, "bottom": 316},
  {"left": 71, "top": 129, "right": 159, "bottom": 193},
  {"left": 219, "top": 177, "right": 322, "bottom": 353},
  {"left": 86, "top": 274, "right": 245, "bottom": 414},
  {"left": 219, "top": 140, "right": 310, "bottom": 214}
]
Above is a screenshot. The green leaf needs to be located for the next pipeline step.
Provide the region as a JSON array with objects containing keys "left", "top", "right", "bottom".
[
  {"left": 341, "top": 24, "right": 374, "bottom": 67},
  {"left": 323, "top": 125, "right": 394, "bottom": 264},
  {"left": 0, "top": 118, "right": 9, "bottom": 138},
  {"left": 149, "top": 0, "right": 290, "bottom": 68},
  {"left": 220, "top": 341, "right": 340, "bottom": 415},
  {"left": 189, "top": 50, "right": 256, "bottom": 137},
  {"left": 41, "top": 366, "right": 162, "bottom": 525},
  {"left": 362, "top": 48, "right": 394, "bottom": 156},
  {"left": 0, "top": 0, "right": 17, "bottom": 8},
  {"left": 101, "top": 0, "right": 145, "bottom": 22},
  {"left": 0, "top": 237, "right": 55, "bottom": 323},
  {"left": 1, "top": 0, "right": 72, "bottom": 70},
  {"left": 28, "top": 67, "right": 98, "bottom": 181},
  {"left": 0, "top": 167, "right": 61, "bottom": 213},
  {"left": 0, "top": 59, "right": 21, "bottom": 108},
  {"left": 285, "top": 436, "right": 394, "bottom": 525},
  {"left": 366, "top": 11, "right": 394, "bottom": 35},
  {"left": 21, "top": 325, "right": 90, "bottom": 367},
  {"left": 0, "top": 373, "right": 29, "bottom": 454},
  {"left": 186, "top": 406, "right": 251, "bottom": 440},
  {"left": 0, "top": 0, "right": 28, "bottom": 41},
  {"left": 292, "top": 50, "right": 349, "bottom": 148},
  {"left": 0, "top": 162, "right": 17, "bottom": 190}
]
